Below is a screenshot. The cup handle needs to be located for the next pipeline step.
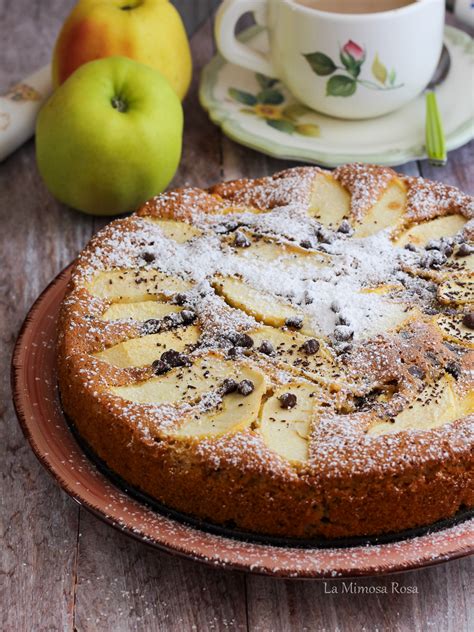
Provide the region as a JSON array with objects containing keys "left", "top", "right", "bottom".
[{"left": 215, "top": 0, "right": 278, "bottom": 78}]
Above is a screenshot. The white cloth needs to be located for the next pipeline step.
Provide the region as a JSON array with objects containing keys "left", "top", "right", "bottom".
[{"left": 0, "top": 65, "right": 52, "bottom": 162}]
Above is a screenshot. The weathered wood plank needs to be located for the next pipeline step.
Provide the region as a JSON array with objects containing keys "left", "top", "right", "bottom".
[
  {"left": 74, "top": 511, "right": 247, "bottom": 632},
  {"left": 0, "top": 1, "right": 89, "bottom": 630},
  {"left": 246, "top": 556, "right": 474, "bottom": 632},
  {"left": 172, "top": 7, "right": 223, "bottom": 190},
  {"left": 221, "top": 136, "right": 423, "bottom": 180},
  {"left": 172, "top": 0, "right": 221, "bottom": 37},
  {"left": 419, "top": 141, "right": 474, "bottom": 194}
]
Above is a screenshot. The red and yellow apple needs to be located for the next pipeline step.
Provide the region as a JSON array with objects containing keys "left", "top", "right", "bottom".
[{"left": 52, "top": 0, "right": 192, "bottom": 100}]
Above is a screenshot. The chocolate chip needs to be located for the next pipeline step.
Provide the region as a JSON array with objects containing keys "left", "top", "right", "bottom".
[
  {"left": 404, "top": 243, "right": 418, "bottom": 252},
  {"left": 160, "top": 349, "right": 191, "bottom": 368},
  {"left": 285, "top": 316, "right": 303, "bottom": 329},
  {"left": 152, "top": 359, "right": 169, "bottom": 375},
  {"left": 142, "top": 319, "right": 161, "bottom": 334},
  {"left": 237, "top": 379, "right": 254, "bottom": 396},
  {"left": 338, "top": 342, "right": 352, "bottom": 355},
  {"left": 337, "top": 220, "right": 352, "bottom": 234},
  {"left": 420, "top": 251, "right": 446, "bottom": 269},
  {"left": 462, "top": 312, "right": 474, "bottom": 329},
  {"left": 456, "top": 243, "right": 473, "bottom": 257},
  {"left": 142, "top": 251, "right": 155, "bottom": 263},
  {"left": 258, "top": 340, "right": 275, "bottom": 356},
  {"left": 224, "top": 219, "right": 240, "bottom": 233},
  {"left": 443, "top": 245, "right": 454, "bottom": 258},
  {"left": 299, "top": 239, "right": 312, "bottom": 249},
  {"left": 181, "top": 309, "right": 197, "bottom": 324},
  {"left": 408, "top": 365, "right": 425, "bottom": 380},
  {"left": 426, "top": 351, "right": 441, "bottom": 367},
  {"left": 337, "top": 314, "right": 351, "bottom": 326},
  {"left": 239, "top": 333, "right": 254, "bottom": 348},
  {"left": 425, "top": 239, "right": 442, "bottom": 251},
  {"left": 173, "top": 293, "right": 188, "bottom": 306},
  {"left": 334, "top": 325, "right": 353, "bottom": 342},
  {"left": 221, "top": 378, "right": 238, "bottom": 394},
  {"left": 301, "top": 338, "right": 320, "bottom": 355},
  {"left": 226, "top": 331, "right": 239, "bottom": 344},
  {"left": 330, "top": 300, "right": 341, "bottom": 313},
  {"left": 445, "top": 361, "right": 461, "bottom": 380},
  {"left": 163, "top": 312, "right": 184, "bottom": 328},
  {"left": 278, "top": 392, "right": 297, "bottom": 409},
  {"left": 233, "top": 231, "right": 251, "bottom": 248},
  {"left": 226, "top": 346, "right": 240, "bottom": 359},
  {"left": 317, "top": 228, "right": 334, "bottom": 244},
  {"left": 227, "top": 332, "right": 254, "bottom": 348}
]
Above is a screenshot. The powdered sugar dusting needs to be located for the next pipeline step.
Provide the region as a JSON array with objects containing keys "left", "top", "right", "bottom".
[
  {"left": 334, "top": 163, "right": 396, "bottom": 220},
  {"left": 72, "top": 206, "right": 427, "bottom": 345},
  {"left": 209, "top": 166, "right": 323, "bottom": 210},
  {"left": 405, "top": 176, "right": 474, "bottom": 221}
]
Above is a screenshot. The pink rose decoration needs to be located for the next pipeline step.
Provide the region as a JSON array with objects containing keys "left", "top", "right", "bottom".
[{"left": 342, "top": 40, "right": 365, "bottom": 63}]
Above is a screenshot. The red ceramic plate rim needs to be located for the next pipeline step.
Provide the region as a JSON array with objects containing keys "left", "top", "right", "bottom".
[{"left": 11, "top": 265, "right": 474, "bottom": 579}]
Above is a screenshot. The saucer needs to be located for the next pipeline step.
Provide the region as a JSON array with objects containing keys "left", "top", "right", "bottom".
[{"left": 199, "top": 25, "right": 474, "bottom": 167}]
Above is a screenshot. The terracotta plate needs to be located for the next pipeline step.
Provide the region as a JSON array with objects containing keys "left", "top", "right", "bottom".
[{"left": 11, "top": 266, "right": 474, "bottom": 579}]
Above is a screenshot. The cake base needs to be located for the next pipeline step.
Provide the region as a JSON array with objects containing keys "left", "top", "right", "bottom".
[{"left": 65, "top": 413, "right": 473, "bottom": 550}]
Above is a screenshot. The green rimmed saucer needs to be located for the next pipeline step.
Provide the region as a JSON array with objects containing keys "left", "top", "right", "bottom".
[{"left": 199, "top": 25, "right": 474, "bottom": 167}]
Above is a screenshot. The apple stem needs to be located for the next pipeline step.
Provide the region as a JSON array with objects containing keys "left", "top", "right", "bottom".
[
  {"left": 120, "top": 1, "right": 142, "bottom": 9},
  {"left": 111, "top": 97, "right": 128, "bottom": 113}
]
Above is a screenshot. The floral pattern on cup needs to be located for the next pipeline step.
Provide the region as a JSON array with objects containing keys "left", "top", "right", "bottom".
[
  {"left": 303, "top": 41, "right": 403, "bottom": 97},
  {"left": 228, "top": 74, "right": 320, "bottom": 137}
]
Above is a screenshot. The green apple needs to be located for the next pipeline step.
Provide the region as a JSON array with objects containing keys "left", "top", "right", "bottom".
[{"left": 36, "top": 56, "right": 183, "bottom": 215}]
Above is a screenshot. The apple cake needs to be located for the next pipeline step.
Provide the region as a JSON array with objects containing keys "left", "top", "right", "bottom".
[{"left": 58, "top": 164, "right": 474, "bottom": 539}]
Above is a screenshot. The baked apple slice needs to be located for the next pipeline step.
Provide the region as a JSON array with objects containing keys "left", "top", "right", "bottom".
[
  {"left": 101, "top": 300, "right": 182, "bottom": 322},
  {"left": 143, "top": 218, "right": 202, "bottom": 242},
  {"left": 250, "top": 325, "right": 340, "bottom": 386},
  {"left": 441, "top": 248, "right": 474, "bottom": 278},
  {"left": 228, "top": 232, "right": 330, "bottom": 269},
  {"left": 110, "top": 353, "right": 235, "bottom": 404},
  {"left": 368, "top": 373, "right": 473, "bottom": 435},
  {"left": 403, "top": 246, "right": 473, "bottom": 283},
  {"left": 358, "top": 298, "right": 420, "bottom": 337},
  {"left": 95, "top": 325, "right": 200, "bottom": 368},
  {"left": 353, "top": 179, "right": 406, "bottom": 238},
  {"left": 174, "top": 366, "right": 266, "bottom": 438},
  {"left": 437, "top": 276, "right": 474, "bottom": 306},
  {"left": 308, "top": 172, "right": 350, "bottom": 228},
  {"left": 433, "top": 312, "right": 474, "bottom": 348},
  {"left": 86, "top": 269, "right": 192, "bottom": 302},
  {"left": 359, "top": 282, "right": 405, "bottom": 296},
  {"left": 214, "top": 276, "right": 303, "bottom": 328},
  {"left": 394, "top": 214, "right": 466, "bottom": 248},
  {"left": 259, "top": 382, "right": 324, "bottom": 463}
]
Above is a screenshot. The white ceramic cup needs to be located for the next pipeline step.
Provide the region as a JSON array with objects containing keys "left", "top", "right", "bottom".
[{"left": 215, "top": 0, "right": 445, "bottom": 119}]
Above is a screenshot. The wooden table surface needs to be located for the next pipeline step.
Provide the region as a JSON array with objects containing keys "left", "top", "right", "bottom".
[{"left": 1, "top": 1, "right": 473, "bottom": 630}]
